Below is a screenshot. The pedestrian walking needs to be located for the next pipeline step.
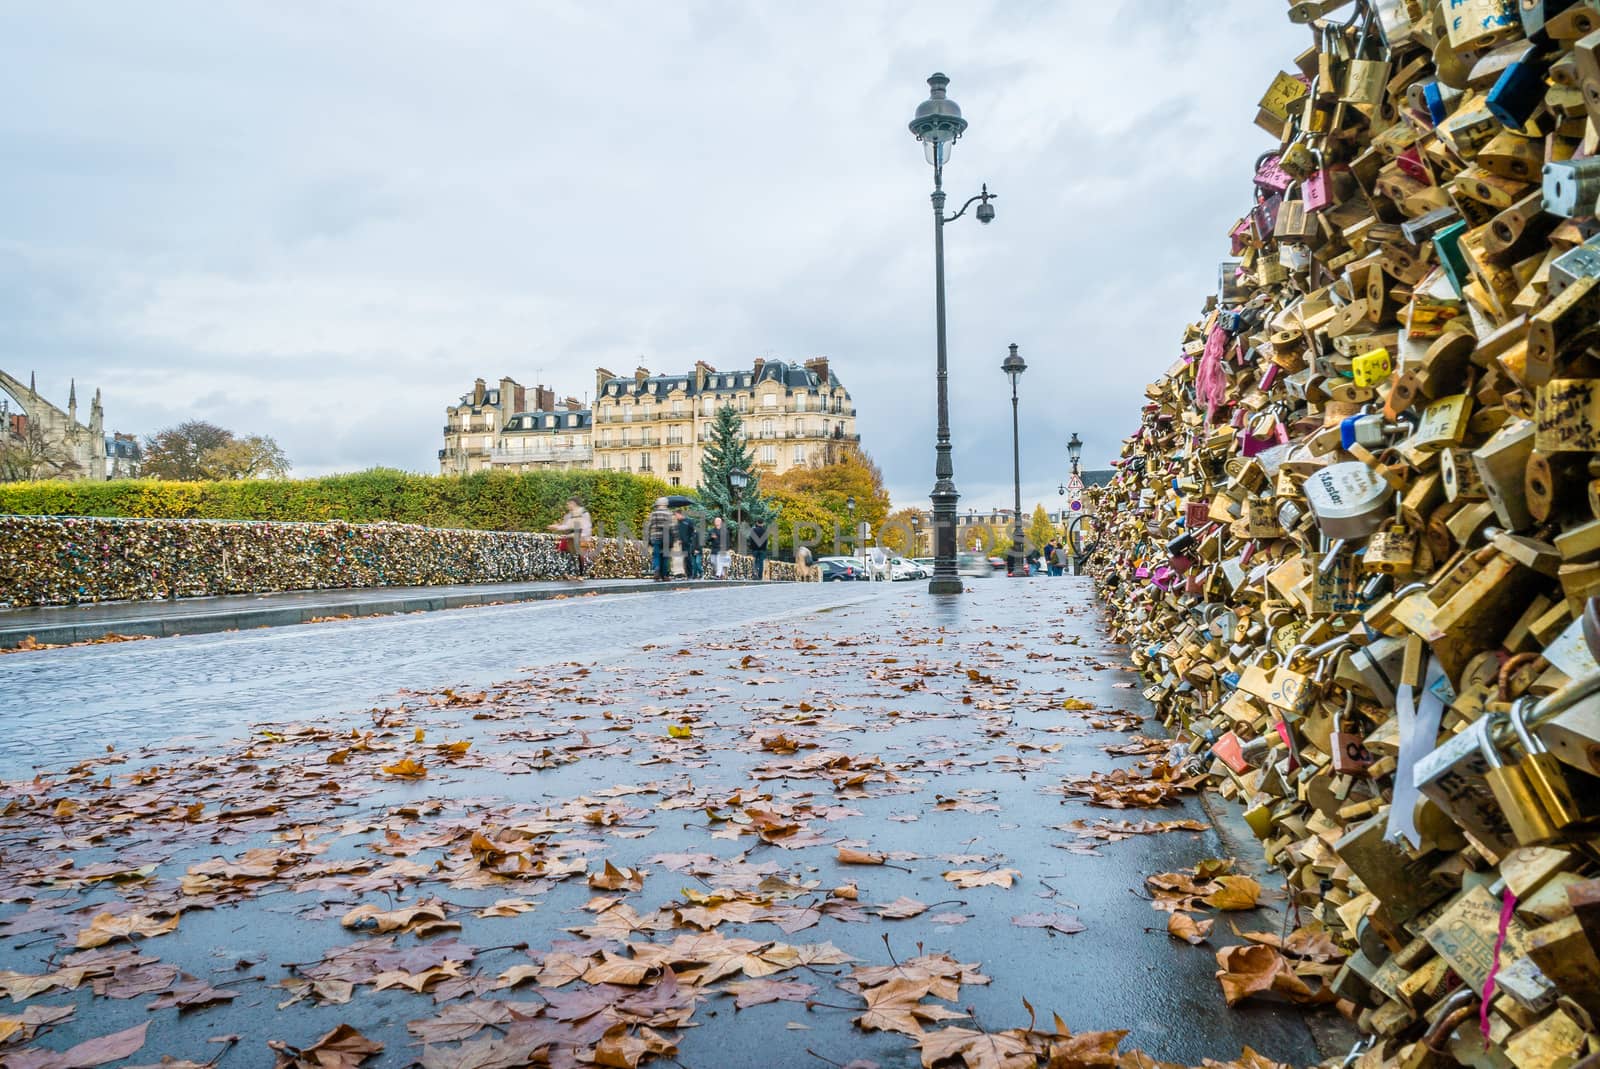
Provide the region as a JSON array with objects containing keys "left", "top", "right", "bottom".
[
  {"left": 647, "top": 498, "right": 673, "bottom": 581},
  {"left": 676, "top": 509, "right": 700, "bottom": 580},
  {"left": 710, "top": 516, "right": 730, "bottom": 579},
  {"left": 750, "top": 520, "right": 767, "bottom": 581},
  {"left": 549, "top": 497, "right": 594, "bottom": 578},
  {"left": 669, "top": 509, "right": 689, "bottom": 577},
  {"left": 1045, "top": 540, "right": 1062, "bottom": 577}
]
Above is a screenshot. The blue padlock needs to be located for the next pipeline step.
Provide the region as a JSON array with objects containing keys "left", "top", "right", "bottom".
[
  {"left": 1422, "top": 82, "right": 1449, "bottom": 126},
  {"left": 1340, "top": 412, "right": 1362, "bottom": 450},
  {"left": 1486, "top": 49, "right": 1551, "bottom": 129}
]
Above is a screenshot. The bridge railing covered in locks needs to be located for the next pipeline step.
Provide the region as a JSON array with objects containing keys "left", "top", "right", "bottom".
[
  {"left": 0, "top": 516, "right": 796, "bottom": 607},
  {"left": 1093, "top": 2, "right": 1600, "bottom": 1066}
]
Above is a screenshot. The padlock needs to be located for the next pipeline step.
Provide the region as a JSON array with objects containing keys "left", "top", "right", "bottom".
[
  {"left": 1547, "top": 234, "right": 1600, "bottom": 297},
  {"left": 1365, "top": 496, "right": 1419, "bottom": 575},
  {"left": 1329, "top": 692, "right": 1374, "bottom": 774},
  {"left": 1342, "top": 8, "right": 1389, "bottom": 110},
  {"left": 1510, "top": 695, "right": 1592, "bottom": 838},
  {"left": 1487, "top": 45, "right": 1554, "bottom": 128},
  {"left": 1541, "top": 157, "right": 1600, "bottom": 217},
  {"left": 1414, "top": 712, "right": 1522, "bottom": 859},
  {"left": 1304, "top": 461, "right": 1394, "bottom": 540},
  {"left": 1350, "top": 347, "right": 1393, "bottom": 387},
  {"left": 1480, "top": 710, "right": 1561, "bottom": 847}
]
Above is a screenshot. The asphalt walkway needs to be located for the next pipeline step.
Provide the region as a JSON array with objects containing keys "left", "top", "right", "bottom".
[
  {"left": 0, "top": 579, "right": 1335, "bottom": 1068},
  {"left": 0, "top": 576, "right": 768, "bottom": 649}
]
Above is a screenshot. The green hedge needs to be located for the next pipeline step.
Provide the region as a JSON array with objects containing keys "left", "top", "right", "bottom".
[{"left": 0, "top": 469, "right": 676, "bottom": 535}]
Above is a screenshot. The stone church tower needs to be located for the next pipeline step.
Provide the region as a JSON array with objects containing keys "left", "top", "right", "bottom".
[{"left": 0, "top": 370, "right": 109, "bottom": 481}]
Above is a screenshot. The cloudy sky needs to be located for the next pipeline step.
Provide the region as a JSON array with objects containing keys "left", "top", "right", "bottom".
[{"left": 1, "top": 2, "right": 1305, "bottom": 513}]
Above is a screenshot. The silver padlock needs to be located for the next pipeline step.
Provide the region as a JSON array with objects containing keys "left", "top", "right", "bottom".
[
  {"left": 1541, "top": 158, "right": 1600, "bottom": 218},
  {"left": 1413, "top": 713, "right": 1521, "bottom": 859},
  {"left": 1548, "top": 236, "right": 1600, "bottom": 299},
  {"left": 1304, "top": 461, "right": 1393, "bottom": 540}
]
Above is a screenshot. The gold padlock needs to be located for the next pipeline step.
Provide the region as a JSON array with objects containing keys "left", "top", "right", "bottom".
[{"left": 1481, "top": 711, "right": 1561, "bottom": 848}]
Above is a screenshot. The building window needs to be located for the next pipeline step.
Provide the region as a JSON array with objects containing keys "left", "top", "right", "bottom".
[
  {"left": 763, "top": 394, "right": 777, "bottom": 409},
  {"left": 761, "top": 445, "right": 776, "bottom": 465},
  {"left": 670, "top": 476, "right": 680, "bottom": 487},
  {"left": 567, "top": 414, "right": 577, "bottom": 426},
  {"left": 672, "top": 400, "right": 683, "bottom": 416},
  {"left": 623, "top": 407, "right": 633, "bottom": 422},
  {"left": 738, "top": 396, "right": 748, "bottom": 412},
  {"left": 704, "top": 397, "right": 714, "bottom": 415},
  {"left": 668, "top": 449, "right": 682, "bottom": 471},
  {"left": 599, "top": 454, "right": 611, "bottom": 469},
  {"left": 639, "top": 452, "right": 651, "bottom": 471},
  {"left": 762, "top": 419, "right": 774, "bottom": 438}
]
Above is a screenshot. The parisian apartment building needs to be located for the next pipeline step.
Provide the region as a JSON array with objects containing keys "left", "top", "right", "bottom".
[{"left": 440, "top": 358, "right": 857, "bottom": 485}]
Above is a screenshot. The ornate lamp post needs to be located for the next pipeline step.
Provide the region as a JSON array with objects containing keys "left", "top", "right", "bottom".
[
  {"left": 1068, "top": 432, "right": 1083, "bottom": 475},
  {"left": 1002, "top": 344, "right": 1027, "bottom": 578},
  {"left": 729, "top": 467, "right": 749, "bottom": 532},
  {"left": 909, "top": 72, "right": 996, "bottom": 595}
]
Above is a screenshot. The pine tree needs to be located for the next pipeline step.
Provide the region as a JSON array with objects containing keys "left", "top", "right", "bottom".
[{"left": 696, "top": 404, "right": 773, "bottom": 525}]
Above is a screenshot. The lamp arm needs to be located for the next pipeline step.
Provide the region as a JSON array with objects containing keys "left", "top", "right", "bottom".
[{"left": 943, "top": 189, "right": 997, "bottom": 224}]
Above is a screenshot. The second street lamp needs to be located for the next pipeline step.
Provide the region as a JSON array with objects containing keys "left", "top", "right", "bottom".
[
  {"left": 1002, "top": 344, "right": 1027, "bottom": 578},
  {"left": 909, "top": 72, "right": 996, "bottom": 595}
]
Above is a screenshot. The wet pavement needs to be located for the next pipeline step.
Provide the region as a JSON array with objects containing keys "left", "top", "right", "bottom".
[{"left": 0, "top": 578, "right": 1329, "bottom": 1068}]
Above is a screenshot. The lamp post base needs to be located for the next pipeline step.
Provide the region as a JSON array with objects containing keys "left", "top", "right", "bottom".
[{"left": 928, "top": 575, "right": 964, "bottom": 595}]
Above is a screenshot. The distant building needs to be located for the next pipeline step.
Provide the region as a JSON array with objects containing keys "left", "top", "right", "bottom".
[
  {"left": 0, "top": 370, "right": 139, "bottom": 482},
  {"left": 440, "top": 357, "right": 858, "bottom": 486},
  {"left": 591, "top": 358, "right": 856, "bottom": 486},
  {"left": 105, "top": 432, "right": 143, "bottom": 479}
]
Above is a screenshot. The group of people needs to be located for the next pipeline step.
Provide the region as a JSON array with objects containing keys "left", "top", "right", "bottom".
[
  {"left": 646, "top": 498, "right": 768, "bottom": 582},
  {"left": 1035, "top": 539, "right": 1074, "bottom": 577},
  {"left": 549, "top": 496, "right": 770, "bottom": 581}
]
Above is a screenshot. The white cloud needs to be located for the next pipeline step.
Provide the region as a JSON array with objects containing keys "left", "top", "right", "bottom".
[{"left": 1, "top": 0, "right": 1305, "bottom": 510}]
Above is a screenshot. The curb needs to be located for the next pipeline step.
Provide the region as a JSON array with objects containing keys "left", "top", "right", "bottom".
[{"left": 0, "top": 578, "right": 768, "bottom": 650}]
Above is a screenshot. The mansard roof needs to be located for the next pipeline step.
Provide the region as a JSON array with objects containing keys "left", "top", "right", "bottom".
[
  {"left": 599, "top": 359, "right": 848, "bottom": 400},
  {"left": 504, "top": 409, "right": 593, "bottom": 434}
]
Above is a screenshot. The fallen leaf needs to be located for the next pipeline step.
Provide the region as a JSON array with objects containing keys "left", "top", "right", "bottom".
[
  {"left": 1166, "top": 912, "right": 1214, "bottom": 946},
  {"left": 74, "top": 912, "right": 179, "bottom": 949},
  {"left": 942, "top": 868, "right": 1020, "bottom": 889},
  {"left": 836, "top": 847, "right": 886, "bottom": 866},
  {"left": 722, "top": 978, "right": 817, "bottom": 1009},
  {"left": 269, "top": 1023, "right": 384, "bottom": 1068},
  {"left": 1202, "top": 876, "right": 1261, "bottom": 912},
  {"left": 381, "top": 757, "right": 427, "bottom": 778},
  {"left": 1011, "top": 912, "right": 1086, "bottom": 935},
  {"left": 876, "top": 897, "right": 929, "bottom": 920}
]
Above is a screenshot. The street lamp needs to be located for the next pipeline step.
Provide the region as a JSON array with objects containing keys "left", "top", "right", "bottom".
[
  {"left": 1002, "top": 344, "right": 1027, "bottom": 578},
  {"left": 910, "top": 72, "right": 996, "bottom": 595},
  {"left": 1068, "top": 432, "right": 1083, "bottom": 474},
  {"left": 729, "top": 467, "right": 749, "bottom": 530}
]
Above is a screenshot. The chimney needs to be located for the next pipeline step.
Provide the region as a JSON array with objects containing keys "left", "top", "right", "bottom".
[
  {"left": 472, "top": 378, "right": 487, "bottom": 406},
  {"left": 752, "top": 357, "right": 766, "bottom": 378},
  {"left": 804, "top": 357, "right": 830, "bottom": 384},
  {"left": 534, "top": 383, "right": 555, "bottom": 412},
  {"left": 634, "top": 367, "right": 649, "bottom": 387},
  {"left": 595, "top": 367, "right": 614, "bottom": 399},
  {"left": 695, "top": 361, "right": 715, "bottom": 391},
  {"left": 564, "top": 396, "right": 582, "bottom": 411},
  {"left": 500, "top": 377, "right": 523, "bottom": 412}
]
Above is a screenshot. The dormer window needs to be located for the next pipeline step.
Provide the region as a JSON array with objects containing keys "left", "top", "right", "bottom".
[{"left": 567, "top": 414, "right": 577, "bottom": 426}]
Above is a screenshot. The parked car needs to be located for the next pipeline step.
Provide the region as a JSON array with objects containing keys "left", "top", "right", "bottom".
[
  {"left": 889, "top": 556, "right": 927, "bottom": 581},
  {"left": 818, "top": 557, "right": 870, "bottom": 581},
  {"left": 911, "top": 557, "right": 935, "bottom": 570}
]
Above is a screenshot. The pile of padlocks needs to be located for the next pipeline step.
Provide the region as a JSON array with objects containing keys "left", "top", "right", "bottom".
[
  {"left": 1093, "top": 1, "right": 1600, "bottom": 1065},
  {"left": 0, "top": 516, "right": 796, "bottom": 606}
]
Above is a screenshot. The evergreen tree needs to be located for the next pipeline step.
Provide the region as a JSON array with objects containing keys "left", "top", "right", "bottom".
[{"left": 696, "top": 404, "right": 773, "bottom": 526}]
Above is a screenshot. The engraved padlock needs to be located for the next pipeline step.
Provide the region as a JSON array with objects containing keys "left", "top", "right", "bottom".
[
  {"left": 1415, "top": 713, "right": 1521, "bottom": 859},
  {"left": 1304, "top": 461, "right": 1393, "bottom": 540}
]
